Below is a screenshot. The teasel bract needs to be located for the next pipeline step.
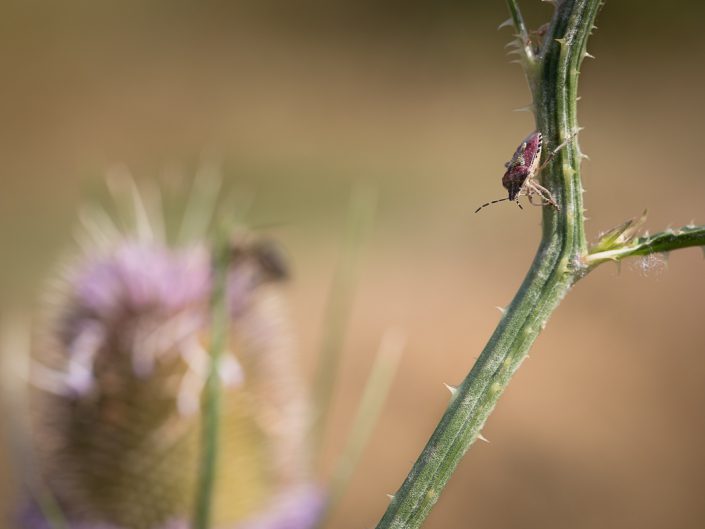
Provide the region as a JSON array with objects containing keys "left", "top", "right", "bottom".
[{"left": 18, "top": 176, "right": 323, "bottom": 529}]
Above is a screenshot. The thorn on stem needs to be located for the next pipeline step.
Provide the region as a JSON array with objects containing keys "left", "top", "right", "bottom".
[
  {"left": 513, "top": 105, "right": 533, "bottom": 113},
  {"left": 497, "top": 17, "right": 514, "bottom": 30},
  {"left": 443, "top": 383, "right": 458, "bottom": 397}
]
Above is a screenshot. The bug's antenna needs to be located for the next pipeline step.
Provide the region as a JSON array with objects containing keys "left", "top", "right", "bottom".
[{"left": 475, "top": 197, "right": 510, "bottom": 213}]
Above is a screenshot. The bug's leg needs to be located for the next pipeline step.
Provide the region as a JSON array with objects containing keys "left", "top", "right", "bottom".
[
  {"left": 527, "top": 181, "right": 550, "bottom": 199},
  {"left": 526, "top": 185, "right": 552, "bottom": 207},
  {"left": 526, "top": 181, "right": 559, "bottom": 210},
  {"left": 527, "top": 192, "right": 547, "bottom": 207},
  {"left": 537, "top": 130, "right": 580, "bottom": 173},
  {"left": 532, "top": 188, "right": 558, "bottom": 209},
  {"left": 536, "top": 187, "right": 559, "bottom": 210}
]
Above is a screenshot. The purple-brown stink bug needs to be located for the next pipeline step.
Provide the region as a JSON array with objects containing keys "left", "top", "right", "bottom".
[{"left": 475, "top": 130, "right": 575, "bottom": 213}]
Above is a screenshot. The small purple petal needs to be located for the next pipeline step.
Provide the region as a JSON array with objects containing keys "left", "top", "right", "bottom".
[
  {"left": 229, "top": 484, "right": 326, "bottom": 529},
  {"left": 19, "top": 484, "right": 325, "bottom": 529},
  {"left": 18, "top": 503, "right": 123, "bottom": 529},
  {"left": 74, "top": 242, "right": 211, "bottom": 319}
]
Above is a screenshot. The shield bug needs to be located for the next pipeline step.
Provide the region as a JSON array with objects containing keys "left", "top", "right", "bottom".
[{"left": 475, "top": 130, "right": 575, "bottom": 213}]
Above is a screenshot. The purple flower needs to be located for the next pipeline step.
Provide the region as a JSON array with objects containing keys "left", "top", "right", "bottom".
[{"left": 21, "top": 191, "right": 323, "bottom": 529}]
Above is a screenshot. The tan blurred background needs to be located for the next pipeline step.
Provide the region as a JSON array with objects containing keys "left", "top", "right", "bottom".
[{"left": 1, "top": 1, "right": 705, "bottom": 528}]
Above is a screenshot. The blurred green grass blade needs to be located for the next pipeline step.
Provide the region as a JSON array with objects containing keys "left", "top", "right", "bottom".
[
  {"left": 317, "top": 328, "right": 405, "bottom": 528},
  {"left": 312, "top": 184, "right": 377, "bottom": 452}
]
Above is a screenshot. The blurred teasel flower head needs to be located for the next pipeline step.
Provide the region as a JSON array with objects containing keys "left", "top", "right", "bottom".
[{"left": 15, "top": 173, "right": 323, "bottom": 529}]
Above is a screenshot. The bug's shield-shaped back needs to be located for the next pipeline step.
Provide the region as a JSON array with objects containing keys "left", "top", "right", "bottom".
[{"left": 502, "top": 132, "right": 542, "bottom": 201}]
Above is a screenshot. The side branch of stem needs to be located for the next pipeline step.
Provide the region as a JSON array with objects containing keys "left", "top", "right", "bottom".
[
  {"left": 587, "top": 225, "right": 705, "bottom": 267},
  {"left": 505, "top": 0, "right": 535, "bottom": 63}
]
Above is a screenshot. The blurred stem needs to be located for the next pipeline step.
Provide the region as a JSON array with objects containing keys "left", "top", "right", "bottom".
[
  {"left": 193, "top": 229, "right": 231, "bottom": 529},
  {"left": 312, "top": 185, "right": 377, "bottom": 453},
  {"left": 375, "top": 1, "right": 601, "bottom": 528},
  {"left": 317, "top": 329, "right": 405, "bottom": 528}
]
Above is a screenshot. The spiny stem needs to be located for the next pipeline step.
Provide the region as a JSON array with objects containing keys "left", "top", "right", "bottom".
[
  {"left": 193, "top": 229, "right": 231, "bottom": 529},
  {"left": 587, "top": 225, "right": 705, "bottom": 267},
  {"left": 505, "top": 0, "right": 534, "bottom": 63},
  {"left": 374, "top": 2, "right": 601, "bottom": 528},
  {"left": 374, "top": 2, "right": 702, "bottom": 528}
]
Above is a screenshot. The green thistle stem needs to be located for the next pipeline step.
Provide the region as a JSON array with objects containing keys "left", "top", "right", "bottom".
[
  {"left": 587, "top": 225, "right": 705, "bottom": 267},
  {"left": 193, "top": 230, "right": 231, "bottom": 529},
  {"left": 374, "top": 2, "right": 703, "bottom": 528},
  {"left": 505, "top": 0, "right": 534, "bottom": 63},
  {"left": 374, "top": 2, "right": 601, "bottom": 528}
]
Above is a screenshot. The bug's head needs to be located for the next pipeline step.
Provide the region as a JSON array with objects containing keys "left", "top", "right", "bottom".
[{"left": 502, "top": 166, "right": 529, "bottom": 201}]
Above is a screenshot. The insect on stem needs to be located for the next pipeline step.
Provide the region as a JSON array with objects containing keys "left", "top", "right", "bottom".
[{"left": 475, "top": 130, "right": 577, "bottom": 214}]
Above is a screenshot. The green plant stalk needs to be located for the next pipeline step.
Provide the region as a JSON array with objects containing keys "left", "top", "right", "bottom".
[
  {"left": 504, "top": 0, "right": 534, "bottom": 63},
  {"left": 374, "top": 1, "right": 705, "bottom": 527},
  {"left": 374, "top": 2, "right": 600, "bottom": 527},
  {"left": 193, "top": 231, "right": 231, "bottom": 529},
  {"left": 587, "top": 225, "right": 705, "bottom": 267}
]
